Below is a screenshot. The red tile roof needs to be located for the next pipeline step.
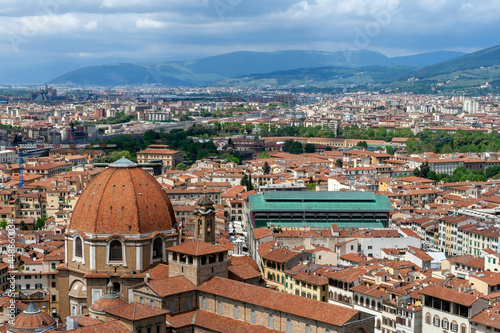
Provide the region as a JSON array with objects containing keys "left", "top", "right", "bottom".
[
  {"left": 168, "top": 241, "right": 228, "bottom": 256},
  {"left": 105, "top": 302, "right": 168, "bottom": 321},
  {"left": 198, "top": 277, "right": 359, "bottom": 327},
  {"left": 420, "top": 284, "right": 481, "bottom": 306}
]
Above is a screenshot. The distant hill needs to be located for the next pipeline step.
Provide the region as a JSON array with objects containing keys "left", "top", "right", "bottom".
[
  {"left": 49, "top": 49, "right": 465, "bottom": 87},
  {"left": 211, "top": 66, "right": 415, "bottom": 88},
  {"left": 214, "top": 46, "right": 500, "bottom": 93}
]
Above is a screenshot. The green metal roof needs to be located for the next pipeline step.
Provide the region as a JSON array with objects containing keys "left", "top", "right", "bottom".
[
  {"left": 264, "top": 221, "right": 386, "bottom": 228},
  {"left": 249, "top": 191, "right": 393, "bottom": 213}
]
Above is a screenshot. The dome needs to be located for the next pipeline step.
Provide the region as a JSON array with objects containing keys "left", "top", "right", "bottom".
[
  {"left": 70, "top": 158, "right": 176, "bottom": 235},
  {"left": 7, "top": 302, "right": 55, "bottom": 331}
]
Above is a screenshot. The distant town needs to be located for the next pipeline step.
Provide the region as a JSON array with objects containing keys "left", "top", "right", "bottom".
[{"left": 1, "top": 86, "right": 500, "bottom": 332}]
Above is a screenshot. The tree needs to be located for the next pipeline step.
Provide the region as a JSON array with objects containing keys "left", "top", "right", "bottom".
[
  {"left": 240, "top": 174, "right": 249, "bottom": 187},
  {"left": 19, "top": 221, "right": 28, "bottom": 230},
  {"left": 357, "top": 141, "right": 368, "bottom": 148},
  {"left": 175, "top": 163, "right": 187, "bottom": 171},
  {"left": 306, "top": 183, "right": 316, "bottom": 191},
  {"left": 35, "top": 217, "right": 48, "bottom": 230},
  {"left": 289, "top": 141, "right": 304, "bottom": 154},
  {"left": 486, "top": 166, "right": 500, "bottom": 179},
  {"left": 247, "top": 174, "right": 254, "bottom": 191},
  {"left": 325, "top": 146, "right": 332, "bottom": 151},
  {"left": 260, "top": 151, "right": 271, "bottom": 159},
  {"left": 386, "top": 146, "right": 395, "bottom": 155},
  {"left": 304, "top": 143, "right": 316, "bottom": 153},
  {"left": 414, "top": 161, "right": 431, "bottom": 178},
  {"left": 110, "top": 150, "right": 133, "bottom": 162},
  {"left": 0, "top": 219, "right": 7, "bottom": 229},
  {"left": 263, "top": 161, "right": 270, "bottom": 174},
  {"left": 421, "top": 143, "right": 436, "bottom": 153},
  {"left": 65, "top": 167, "right": 72, "bottom": 172},
  {"left": 442, "top": 144, "right": 453, "bottom": 154},
  {"left": 335, "top": 159, "right": 343, "bottom": 168}
]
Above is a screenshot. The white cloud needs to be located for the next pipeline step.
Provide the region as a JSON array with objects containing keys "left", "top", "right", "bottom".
[
  {"left": 136, "top": 17, "right": 163, "bottom": 29},
  {"left": 84, "top": 20, "right": 98, "bottom": 30}
]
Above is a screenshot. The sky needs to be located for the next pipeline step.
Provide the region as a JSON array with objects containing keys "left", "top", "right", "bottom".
[{"left": 0, "top": 0, "right": 499, "bottom": 67}]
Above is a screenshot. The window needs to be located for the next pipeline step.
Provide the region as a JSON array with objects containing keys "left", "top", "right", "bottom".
[
  {"left": 153, "top": 238, "right": 163, "bottom": 259},
  {"left": 202, "top": 297, "right": 207, "bottom": 310},
  {"left": 287, "top": 319, "right": 292, "bottom": 333},
  {"left": 451, "top": 322, "right": 458, "bottom": 332},
  {"left": 140, "top": 297, "right": 144, "bottom": 304},
  {"left": 218, "top": 301, "right": 223, "bottom": 315},
  {"left": 251, "top": 309, "right": 256, "bottom": 324},
  {"left": 462, "top": 325, "right": 467, "bottom": 333},
  {"left": 75, "top": 237, "right": 83, "bottom": 258},
  {"left": 234, "top": 305, "right": 239, "bottom": 319},
  {"left": 109, "top": 240, "right": 123, "bottom": 261},
  {"left": 269, "top": 314, "right": 274, "bottom": 329},
  {"left": 434, "top": 316, "right": 440, "bottom": 327},
  {"left": 443, "top": 319, "right": 449, "bottom": 330},
  {"left": 306, "top": 324, "right": 311, "bottom": 333},
  {"left": 169, "top": 301, "right": 174, "bottom": 313},
  {"left": 187, "top": 297, "right": 191, "bottom": 310}
]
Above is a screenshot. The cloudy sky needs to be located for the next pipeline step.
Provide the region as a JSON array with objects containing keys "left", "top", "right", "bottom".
[{"left": 0, "top": 0, "right": 499, "bottom": 67}]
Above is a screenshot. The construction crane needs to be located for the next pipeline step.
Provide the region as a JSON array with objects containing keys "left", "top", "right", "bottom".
[{"left": 15, "top": 143, "right": 117, "bottom": 189}]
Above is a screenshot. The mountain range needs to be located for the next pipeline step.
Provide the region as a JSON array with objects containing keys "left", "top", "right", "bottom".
[
  {"left": 3, "top": 45, "right": 500, "bottom": 93},
  {"left": 48, "top": 49, "right": 466, "bottom": 87}
]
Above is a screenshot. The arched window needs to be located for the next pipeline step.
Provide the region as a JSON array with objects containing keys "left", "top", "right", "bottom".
[
  {"left": 371, "top": 300, "right": 376, "bottom": 309},
  {"left": 286, "top": 319, "right": 292, "bottom": 333},
  {"left": 75, "top": 237, "right": 83, "bottom": 258},
  {"left": 360, "top": 296, "right": 364, "bottom": 305},
  {"left": 354, "top": 295, "right": 359, "bottom": 303},
  {"left": 325, "top": 330, "right": 331, "bottom": 333},
  {"left": 426, "top": 313, "right": 431, "bottom": 324},
  {"left": 451, "top": 321, "right": 458, "bottom": 332},
  {"left": 109, "top": 240, "right": 123, "bottom": 261},
  {"left": 306, "top": 324, "right": 311, "bottom": 333},
  {"left": 218, "top": 301, "right": 223, "bottom": 315},
  {"left": 140, "top": 297, "right": 144, "bottom": 304},
  {"left": 268, "top": 314, "right": 274, "bottom": 329},
  {"left": 442, "top": 319, "right": 449, "bottom": 330},
  {"left": 251, "top": 309, "right": 256, "bottom": 324},
  {"left": 153, "top": 238, "right": 163, "bottom": 259},
  {"left": 377, "top": 319, "right": 381, "bottom": 329},
  {"left": 202, "top": 297, "right": 206, "bottom": 310},
  {"left": 434, "top": 316, "right": 440, "bottom": 327},
  {"left": 234, "top": 305, "right": 239, "bottom": 319},
  {"left": 460, "top": 324, "right": 467, "bottom": 333}
]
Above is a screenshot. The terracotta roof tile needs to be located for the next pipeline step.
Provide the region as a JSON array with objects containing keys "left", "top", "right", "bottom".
[
  {"left": 420, "top": 284, "right": 480, "bottom": 306},
  {"left": 105, "top": 302, "right": 168, "bottom": 321},
  {"left": 198, "top": 277, "right": 359, "bottom": 327},
  {"left": 168, "top": 241, "right": 228, "bottom": 256}
]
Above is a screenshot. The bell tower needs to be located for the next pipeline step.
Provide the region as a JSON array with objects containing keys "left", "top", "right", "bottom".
[{"left": 195, "top": 188, "right": 216, "bottom": 243}]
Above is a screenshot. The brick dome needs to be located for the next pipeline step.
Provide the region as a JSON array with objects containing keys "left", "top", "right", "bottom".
[{"left": 70, "top": 158, "right": 176, "bottom": 235}]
